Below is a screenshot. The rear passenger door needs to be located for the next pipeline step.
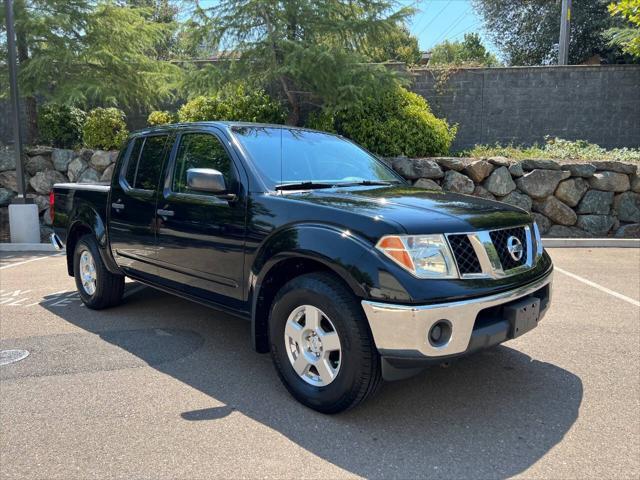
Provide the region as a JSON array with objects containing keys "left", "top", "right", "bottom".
[{"left": 109, "top": 133, "right": 170, "bottom": 278}]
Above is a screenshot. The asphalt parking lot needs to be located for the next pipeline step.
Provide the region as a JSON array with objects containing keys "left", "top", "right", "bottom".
[{"left": 0, "top": 248, "right": 638, "bottom": 479}]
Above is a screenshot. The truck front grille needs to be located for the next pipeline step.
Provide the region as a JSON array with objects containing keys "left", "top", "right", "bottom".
[
  {"left": 489, "top": 226, "right": 528, "bottom": 271},
  {"left": 447, "top": 234, "right": 482, "bottom": 275},
  {"left": 447, "top": 225, "right": 535, "bottom": 278}
]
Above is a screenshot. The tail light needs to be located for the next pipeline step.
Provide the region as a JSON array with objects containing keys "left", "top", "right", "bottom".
[{"left": 49, "top": 191, "right": 55, "bottom": 224}]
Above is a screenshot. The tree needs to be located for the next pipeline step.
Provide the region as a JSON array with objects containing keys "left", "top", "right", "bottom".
[
  {"left": 0, "top": 1, "right": 181, "bottom": 141},
  {"left": 184, "top": 0, "right": 415, "bottom": 125},
  {"left": 472, "top": 0, "right": 633, "bottom": 65},
  {"left": 607, "top": 0, "right": 640, "bottom": 58},
  {"left": 124, "top": 0, "right": 182, "bottom": 60},
  {"left": 429, "top": 33, "right": 500, "bottom": 67},
  {"left": 365, "top": 25, "right": 421, "bottom": 64}
]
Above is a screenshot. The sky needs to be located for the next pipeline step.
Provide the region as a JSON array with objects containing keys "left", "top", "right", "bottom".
[
  {"left": 194, "top": 0, "right": 498, "bottom": 55},
  {"left": 403, "top": 0, "right": 497, "bottom": 52}
]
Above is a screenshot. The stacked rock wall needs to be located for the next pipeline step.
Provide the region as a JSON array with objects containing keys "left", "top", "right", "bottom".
[
  {"left": 387, "top": 156, "right": 639, "bottom": 238},
  {"left": 0, "top": 146, "right": 118, "bottom": 239}
]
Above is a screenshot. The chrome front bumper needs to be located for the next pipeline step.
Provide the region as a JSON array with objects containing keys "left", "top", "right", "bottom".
[{"left": 361, "top": 270, "right": 553, "bottom": 358}]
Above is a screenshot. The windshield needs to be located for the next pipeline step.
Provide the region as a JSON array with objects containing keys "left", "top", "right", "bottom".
[{"left": 230, "top": 126, "right": 403, "bottom": 189}]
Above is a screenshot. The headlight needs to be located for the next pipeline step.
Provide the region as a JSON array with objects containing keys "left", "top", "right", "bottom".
[{"left": 376, "top": 234, "right": 458, "bottom": 279}]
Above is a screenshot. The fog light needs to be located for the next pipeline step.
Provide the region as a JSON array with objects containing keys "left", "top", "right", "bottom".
[{"left": 428, "top": 320, "right": 452, "bottom": 347}]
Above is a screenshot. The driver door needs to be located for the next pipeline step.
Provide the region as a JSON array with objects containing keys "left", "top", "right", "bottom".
[{"left": 154, "top": 129, "right": 247, "bottom": 304}]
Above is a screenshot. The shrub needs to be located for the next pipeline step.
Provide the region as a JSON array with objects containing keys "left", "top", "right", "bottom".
[
  {"left": 309, "top": 86, "right": 456, "bottom": 157},
  {"left": 147, "top": 110, "right": 176, "bottom": 126},
  {"left": 465, "top": 138, "right": 640, "bottom": 162},
  {"left": 83, "top": 107, "right": 129, "bottom": 150},
  {"left": 178, "top": 84, "right": 286, "bottom": 124},
  {"left": 37, "top": 104, "right": 86, "bottom": 149}
]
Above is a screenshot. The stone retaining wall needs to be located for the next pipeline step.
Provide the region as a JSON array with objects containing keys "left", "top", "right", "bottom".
[
  {"left": 1, "top": 146, "right": 638, "bottom": 239},
  {"left": 386, "top": 156, "right": 639, "bottom": 238},
  {"left": 0, "top": 146, "right": 118, "bottom": 239}
]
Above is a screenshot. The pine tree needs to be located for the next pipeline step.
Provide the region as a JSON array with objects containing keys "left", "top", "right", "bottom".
[
  {"left": 1, "top": 0, "right": 181, "bottom": 141},
  {"left": 187, "top": 0, "right": 415, "bottom": 125}
]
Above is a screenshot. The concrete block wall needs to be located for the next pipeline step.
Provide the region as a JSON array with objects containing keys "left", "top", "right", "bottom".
[{"left": 410, "top": 65, "right": 640, "bottom": 151}]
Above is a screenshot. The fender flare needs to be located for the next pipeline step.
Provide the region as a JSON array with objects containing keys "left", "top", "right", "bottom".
[
  {"left": 249, "top": 224, "right": 387, "bottom": 352},
  {"left": 66, "top": 200, "right": 120, "bottom": 276}
]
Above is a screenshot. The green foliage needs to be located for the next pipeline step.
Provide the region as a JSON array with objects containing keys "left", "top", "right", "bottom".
[
  {"left": 177, "top": 84, "right": 286, "bottom": 124},
  {"left": 607, "top": 0, "right": 640, "bottom": 57},
  {"left": 430, "top": 33, "right": 501, "bottom": 67},
  {"left": 83, "top": 107, "right": 129, "bottom": 150},
  {"left": 2, "top": 1, "right": 182, "bottom": 116},
  {"left": 37, "top": 103, "right": 86, "bottom": 148},
  {"left": 472, "top": 0, "right": 635, "bottom": 65},
  {"left": 464, "top": 137, "right": 640, "bottom": 162},
  {"left": 310, "top": 86, "right": 456, "bottom": 157},
  {"left": 147, "top": 110, "right": 176, "bottom": 126},
  {"left": 187, "top": 0, "right": 415, "bottom": 125},
  {"left": 365, "top": 25, "right": 422, "bottom": 65}
]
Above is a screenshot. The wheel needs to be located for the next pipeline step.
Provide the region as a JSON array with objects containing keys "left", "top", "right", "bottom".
[
  {"left": 73, "top": 234, "right": 124, "bottom": 309},
  {"left": 269, "top": 272, "right": 382, "bottom": 414}
]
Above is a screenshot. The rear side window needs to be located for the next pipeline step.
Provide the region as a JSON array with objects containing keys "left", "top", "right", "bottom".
[
  {"left": 123, "top": 135, "right": 168, "bottom": 191},
  {"left": 124, "top": 138, "right": 143, "bottom": 185}
]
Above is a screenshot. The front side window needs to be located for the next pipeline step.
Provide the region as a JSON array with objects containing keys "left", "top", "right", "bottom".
[{"left": 172, "top": 133, "right": 233, "bottom": 194}]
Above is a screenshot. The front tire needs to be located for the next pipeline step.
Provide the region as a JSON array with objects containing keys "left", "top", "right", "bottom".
[
  {"left": 269, "top": 272, "right": 382, "bottom": 414},
  {"left": 73, "top": 235, "right": 124, "bottom": 309}
]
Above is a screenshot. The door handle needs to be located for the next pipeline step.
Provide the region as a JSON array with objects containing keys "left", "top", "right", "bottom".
[
  {"left": 111, "top": 202, "right": 125, "bottom": 211},
  {"left": 157, "top": 209, "right": 174, "bottom": 217}
]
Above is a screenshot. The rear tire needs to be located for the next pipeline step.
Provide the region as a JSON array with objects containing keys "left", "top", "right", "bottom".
[
  {"left": 269, "top": 272, "right": 382, "bottom": 414},
  {"left": 73, "top": 234, "right": 124, "bottom": 309}
]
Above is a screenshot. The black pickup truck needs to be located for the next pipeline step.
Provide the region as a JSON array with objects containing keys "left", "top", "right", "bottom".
[{"left": 51, "top": 122, "right": 553, "bottom": 413}]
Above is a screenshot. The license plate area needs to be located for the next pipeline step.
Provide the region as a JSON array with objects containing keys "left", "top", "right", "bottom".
[{"left": 504, "top": 296, "right": 540, "bottom": 338}]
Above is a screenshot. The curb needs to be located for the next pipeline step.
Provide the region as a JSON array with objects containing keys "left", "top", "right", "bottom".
[
  {"left": 541, "top": 238, "right": 639, "bottom": 248},
  {"left": 0, "top": 243, "right": 60, "bottom": 252}
]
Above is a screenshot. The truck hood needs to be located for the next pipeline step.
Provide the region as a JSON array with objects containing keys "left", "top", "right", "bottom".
[{"left": 286, "top": 185, "right": 531, "bottom": 234}]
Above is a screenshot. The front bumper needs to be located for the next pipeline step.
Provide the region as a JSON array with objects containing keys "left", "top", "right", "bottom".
[{"left": 361, "top": 269, "right": 553, "bottom": 364}]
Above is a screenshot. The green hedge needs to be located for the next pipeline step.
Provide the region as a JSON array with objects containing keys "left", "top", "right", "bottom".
[
  {"left": 178, "top": 84, "right": 285, "bottom": 124},
  {"left": 147, "top": 110, "right": 176, "bottom": 126},
  {"left": 308, "top": 86, "right": 456, "bottom": 157},
  {"left": 37, "top": 104, "right": 86, "bottom": 149},
  {"left": 83, "top": 107, "right": 129, "bottom": 150}
]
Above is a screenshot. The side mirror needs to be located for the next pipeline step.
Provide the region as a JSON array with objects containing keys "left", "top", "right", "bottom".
[{"left": 186, "top": 168, "right": 227, "bottom": 194}]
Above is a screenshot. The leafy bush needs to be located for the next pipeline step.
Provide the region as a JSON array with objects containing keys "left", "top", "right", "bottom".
[
  {"left": 178, "top": 84, "right": 286, "bottom": 124},
  {"left": 308, "top": 86, "right": 456, "bottom": 157},
  {"left": 37, "top": 104, "right": 86, "bottom": 149},
  {"left": 83, "top": 108, "right": 129, "bottom": 150},
  {"left": 465, "top": 137, "right": 640, "bottom": 162},
  {"left": 147, "top": 110, "right": 176, "bottom": 126}
]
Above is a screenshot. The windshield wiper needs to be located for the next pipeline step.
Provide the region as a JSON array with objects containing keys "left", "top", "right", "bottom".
[
  {"left": 334, "top": 180, "right": 398, "bottom": 187},
  {"left": 275, "top": 181, "right": 337, "bottom": 191}
]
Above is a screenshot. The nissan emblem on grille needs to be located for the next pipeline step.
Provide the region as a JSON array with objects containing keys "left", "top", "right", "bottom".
[{"left": 507, "top": 236, "right": 524, "bottom": 261}]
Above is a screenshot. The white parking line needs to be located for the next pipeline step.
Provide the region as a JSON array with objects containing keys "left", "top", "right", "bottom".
[
  {"left": 0, "top": 254, "right": 62, "bottom": 270},
  {"left": 555, "top": 267, "right": 640, "bottom": 307}
]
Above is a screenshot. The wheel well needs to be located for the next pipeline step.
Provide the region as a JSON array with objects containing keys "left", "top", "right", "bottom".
[
  {"left": 253, "top": 258, "right": 352, "bottom": 353},
  {"left": 65, "top": 223, "right": 92, "bottom": 276}
]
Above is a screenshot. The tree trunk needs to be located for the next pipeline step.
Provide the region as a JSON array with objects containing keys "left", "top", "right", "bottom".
[
  {"left": 14, "top": 0, "right": 38, "bottom": 144},
  {"left": 280, "top": 76, "right": 300, "bottom": 126}
]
